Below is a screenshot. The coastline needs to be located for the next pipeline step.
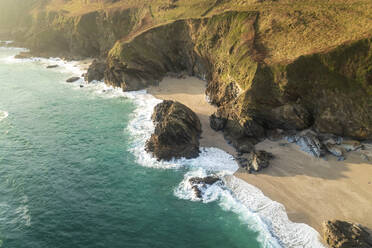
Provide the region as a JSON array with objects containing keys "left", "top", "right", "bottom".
[
  {"left": 5, "top": 46, "right": 369, "bottom": 245},
  {"left": 147, "top": 75, "right": 372, "bottom": 241},
  {"left": 236, "top": 139, "right": 372, "bottom": 233}
]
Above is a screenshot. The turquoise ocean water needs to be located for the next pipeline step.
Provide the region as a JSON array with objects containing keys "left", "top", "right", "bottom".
[{"left": 0, "top": 46, "right": 324, "bottom": 248}]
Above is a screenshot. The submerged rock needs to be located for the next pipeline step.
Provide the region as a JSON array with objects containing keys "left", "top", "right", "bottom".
[
  {"left": 146, "top": 100, "right": 202, "bottom": 161},
  {"left": 239, "top": 150, "right": 274, "bottom": 173},
  {"left": 66, "top": 77, "right": 80, "bottom": 83},
  {"left": 84, "top": 59, "right": 106, "bottom": 82},
  {"left": 322, "top": 220, "right": 372, "bottom": 248}
]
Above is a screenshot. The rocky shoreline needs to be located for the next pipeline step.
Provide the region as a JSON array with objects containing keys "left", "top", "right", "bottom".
[
  {"left": 5, "top": 40, "right": 372, "bottom": 247},
  {"left": 2, "top": 1, "right": 371, "bottom": 245}
]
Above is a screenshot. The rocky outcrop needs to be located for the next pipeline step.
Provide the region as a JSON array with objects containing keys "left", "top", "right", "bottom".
[
  {"left": 209, "top": 113, "right": 227, "bottom": 131},
  {"left": 3, "top": 1, "right": 371, "bottom": 145},
  {"left": 104, "top": 10, "right": 372, "bottom": 146},
  {"left": 84, "top": 59, "right": 106, "bottom": 82},
  {"left": 287, "top": 129, "right": 367, "bottom": 160},
  {"left": 146, "top": 100, "right": 202, "bottom": 161},
  {"left": 237, "top": 150, "right": 274, "bottom": 173},
  {"left": 287, "top": 130, "right": 326, "bottom": 158},
  {"left": 322, "top": 220, "right": 372, "bottom": 248}
]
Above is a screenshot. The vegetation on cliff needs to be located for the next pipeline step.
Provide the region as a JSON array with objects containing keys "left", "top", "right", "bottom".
[{"left": 1, "top": 0, "right": 371, "bottom": 142}]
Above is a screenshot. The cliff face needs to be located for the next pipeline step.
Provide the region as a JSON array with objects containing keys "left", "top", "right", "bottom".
[
  {"left": 105, "top": 11, "right": 372, "bottom": 141},
  {"left": 21, "top": 7, "right": 149, "bottom": 58},
  {"left": 1, "top": 0, "right": 372, "bottom": 142}
]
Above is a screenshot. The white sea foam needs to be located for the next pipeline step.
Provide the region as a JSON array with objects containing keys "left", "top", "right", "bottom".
[
  {"left": 0, "top": 49, "right": 85, "bottom": 77},
  {"left": 0, "top": 40, "right": 14, "bottom": 45},
  {"left": 0, "top": 110, "right": 8, "bottom": 122},
  {"left": 124, "top": 88, "right": 325, "bottom": 248}
]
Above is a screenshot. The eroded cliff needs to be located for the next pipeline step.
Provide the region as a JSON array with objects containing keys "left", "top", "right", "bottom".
[
  {"left": 105, "top": 11, "right": 372, "bottom": 146},
  {"left": 1, "top": 0, "right": 372, "bottom": 145}
]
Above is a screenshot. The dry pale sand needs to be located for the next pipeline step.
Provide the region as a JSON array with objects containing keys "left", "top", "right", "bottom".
[
  {"left": 148, "top": 76, "right": 237, "bottom": 156},
  {"left": 148, "top": 76, "right": 372, "bottom": 235},
  {"left": 236, "top": 139, "right": 372, "bottom": 233}
]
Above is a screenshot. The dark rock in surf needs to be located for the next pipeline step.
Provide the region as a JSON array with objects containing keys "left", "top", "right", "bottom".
[
  {"left": 66, "top": 77, "right": 81, "bottom": 83},
  {"left": 146, "top": 100, "right": 202, "bottom": 161},
  {"left": 47, "top": 65, "right": 59, "bottom": 69},
  {"left": 189, "top": 176, "right": 221, "bottom": 199},
  {"left": 84, "top": 59, "right": 106, "bottom": 82},
  {"left": 189, "top": 176, "right": 220, "bottom": 185},
  {"left": 322, "top": 220, "right": 372, "bottom": 248}
]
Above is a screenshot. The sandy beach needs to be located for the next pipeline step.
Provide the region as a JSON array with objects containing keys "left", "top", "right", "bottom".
[
  {"left": 236, "top": 139, "right": 372, "bottom": 233},
  {"left": 148, "top": 76, "right": 372, "bottom": 235}
]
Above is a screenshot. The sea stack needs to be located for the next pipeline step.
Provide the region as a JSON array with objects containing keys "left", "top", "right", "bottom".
[{"left": 146, "top": 100, "right": 202, "bottom": 161}]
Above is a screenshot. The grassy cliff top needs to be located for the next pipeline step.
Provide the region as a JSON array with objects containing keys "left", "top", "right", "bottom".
[
  {"left": 41, "top": 0, "right": 372, "bottom": 63},
  {"left": 1, "top": 0, "right": 371, "bottom": 63}
]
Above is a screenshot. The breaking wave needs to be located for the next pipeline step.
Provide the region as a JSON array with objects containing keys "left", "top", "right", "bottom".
[
  {"left": 124, "top": 89, "right": 325, "bottom": 248},
  {"left": 0, "top": 110, "right": 8, "bottom": 122},
  {"left": 5, "top": 47, "right": 325, "bottom": 247}
]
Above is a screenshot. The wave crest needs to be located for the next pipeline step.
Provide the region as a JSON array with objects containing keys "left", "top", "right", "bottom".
[{"left": 0, "top": 110, "right": 8, "bottom": 122}]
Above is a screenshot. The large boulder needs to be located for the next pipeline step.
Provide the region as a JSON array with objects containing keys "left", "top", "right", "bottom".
[
  {"left": 84, "top": 59, "right": 106, "bottom": 82},
  {"left": 146, "top": 100, "right": 202, "bottom": 160},
  {"left": 66, "top": 77, "right": 80, "bottom": 83},
  {"left": 322, "top": 220, "right": 372, "bottom": 248}
]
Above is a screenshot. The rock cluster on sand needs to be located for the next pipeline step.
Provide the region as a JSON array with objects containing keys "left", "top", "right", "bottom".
[
  {"left": 189, "top": 176, "right": 221, "bottom": 198},
  {"left": 323, "top": 220, "right": 372, "bottom": 248},
  {"left": 84, "top": 59, "right": 106, "bottom": 82},
  {"left": 237, "top": 150, "right": 274, "bottom": 173},
  {"left": 287, "top": 129, "right": 365, "bottom": 160},
  {"left": 146, "top": 100, "right": 202, "bottom": 161}
]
